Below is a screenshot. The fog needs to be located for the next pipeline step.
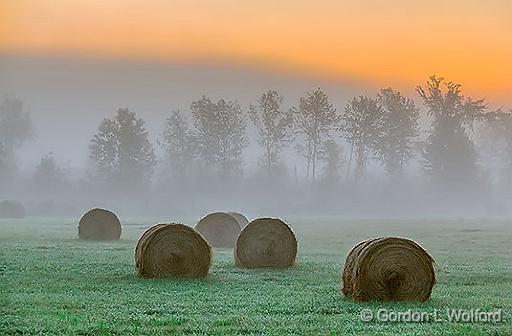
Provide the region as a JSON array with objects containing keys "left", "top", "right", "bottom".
[{"left": 1, "top": 54, "right": 511, "bottom": 219}]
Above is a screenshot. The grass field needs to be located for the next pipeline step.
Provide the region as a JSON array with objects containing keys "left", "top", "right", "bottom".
[{"left": 1, "top": 216, "right": 511, "bottom": 335}]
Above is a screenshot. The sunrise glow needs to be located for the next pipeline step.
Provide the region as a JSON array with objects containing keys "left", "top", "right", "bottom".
[{"left": 1, "top": 0, "right": 511, "bottom": 103}]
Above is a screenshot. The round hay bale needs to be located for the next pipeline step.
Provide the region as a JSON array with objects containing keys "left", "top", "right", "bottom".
[
  {"left": 0, "top": 200, "right": 25, "bottom": 219},
  {"left": 78, "top": 208, "right": 122, "bottom": 241},
  {"left": 135, "top": 223, "right": 168, "bottom": 264},
  {"left": 228, "top": 211, "right": 249, "bottom": 228},
  {"left": 195, "top": 212, "right": 241, "bottom": 248},
  {"left": 341, "top": 237, "right": 436, "bottom": 302},
  {"left": 135, "top": 223, "right": 211, "bottom": 279},
  {"left": 235, "top": 218, "right": 297, "bottom": 268}
]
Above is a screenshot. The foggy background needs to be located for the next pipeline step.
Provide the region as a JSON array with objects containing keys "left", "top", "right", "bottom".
[{"left": 1, "top": 54, "right": 511, "bottom": 219}]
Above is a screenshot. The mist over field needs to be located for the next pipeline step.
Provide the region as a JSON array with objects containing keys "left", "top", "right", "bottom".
[
  {"left": 1, "top": 54, "right": 511, "bottom": 219},
  {"left": 1, "top": 2, "right": 512, "bottom": 335}
]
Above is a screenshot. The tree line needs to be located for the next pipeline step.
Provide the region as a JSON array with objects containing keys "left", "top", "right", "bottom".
[{"left": 2, "top": 75, "right": 512, "bottom": 195}]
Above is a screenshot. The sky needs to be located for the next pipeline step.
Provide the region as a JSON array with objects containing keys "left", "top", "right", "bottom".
[
  {"left": 0, "top": 0, "right": 511, "bottom": 169},
  {"left": 1, "top": 0, "right": 511, "bottom": 105}
]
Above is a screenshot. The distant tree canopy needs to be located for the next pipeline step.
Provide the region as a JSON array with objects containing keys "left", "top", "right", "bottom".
[
  {"left": 5, "top": 75, "right": 507, "bottom": 199},
  {"left": 0, "top": 95, "right": 33, "bottom": 178},
  {"left": 292, "top": 88, "right": 339, "bottom": 182},
  {"left": 505, "top": 111, "right": 512, "bottom": 173},
  {"left": 32, "top": 153, "right": 68, "bottom": 192},
  {"left": 0, "top": 142, "right": 7, "bottom": 177},
  {"left": 191, "top": 96, "right": 248, "bottom": 177},
  {"left": 417, "top": 76, "right": 486, "bottom": 186},
  {"left": 341, "top": 95, "right": 384, "bottom": 180},
  {"left": 318, "top": 139, "right": 344, "bottom": 183},
  {"left": 479, "top": 110, "right": 512, "bottom": 184},
  {"left": 249, "top": 90, "right": 293, "bottom": 177},
  {"left": 89, "top": 108, "right": 156, "bottom": 190},
  {"left": 160, "top": 110, "right": 195, "bottom": 181},
  {"left": 375, "top": 88, "right": 420, "bottom": 176},
  {"left": 0, "top": 95, "right": 32, "bottom": 151}
]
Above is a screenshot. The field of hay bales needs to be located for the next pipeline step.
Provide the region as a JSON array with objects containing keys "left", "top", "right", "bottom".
[{"left": 0, "top": 217, "right": 511, "bottom": 335}]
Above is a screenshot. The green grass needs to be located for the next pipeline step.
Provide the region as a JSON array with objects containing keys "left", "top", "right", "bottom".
[{"left": 0, "top": 216, "right": 511, "bottom": 335}]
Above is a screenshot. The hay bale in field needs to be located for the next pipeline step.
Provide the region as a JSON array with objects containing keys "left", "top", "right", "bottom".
[
  {"left": 135, "top": 223, "right": 211, "bottom": 278},
  {"left": 78, "top": 208, "right": 122, "bottom": 241},
  {"left": 342, "top": 237, "right": 436, "bottom": 302},
  {"left": 195, "top": 212, "right": 242, "bottom": 248},
  {"left": 235, "top": 218, "right": 297, "bottom": 268},
  {"left": 228, "top": 212, "right": 249, "bottom": 228},
  {"left": 135, "top": 223, "right": 168, "bottom": 264},
  {"left": 0, "top": 200, "right": 26, "bottom": 219}
]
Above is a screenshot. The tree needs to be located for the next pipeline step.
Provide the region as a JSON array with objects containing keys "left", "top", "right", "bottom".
[
  {"left": 318, "top": 140, "right": 344, "bottom": 183},
  {"left": 503, "top": 111, "right": 512, "bottom": 169},
  {"left": 417, "top": 76, "right": 486, "bottom": 186},
  {"left": 292, "top": 88, "right": 339, "bottom": 182},
  {"left": 89, "top": 108, "right": 156, "bottom": 190},
  {"left": 31, "top": 153, "right": 69, "bottom": 192},
  {"left": 0, "top": 95, "right": 32, "bottom": 151},
  {"left": 375, "top": 88, "right": 420, "bottom": 176},
  {"left": 89, "top": 118, "right": 119, "bottom": 178},
  {"left": 478, "top": 110, "right": 512, "bottom": 185},
  {"left": 0, "top": 142, "right": 8, "bottom": 179},
  {"left": 191, "top": 96, "right": 248, "bottom": 177},
  {"left": 160, "top": 110, "right": 195, "bottom": 180},
  {"left": 341, "top": 95, "right": 385, "bottom": 180},
  {"left": 0, "top": 95, "right": 32, "bottom": 177},
  {"left": 249, "top": 90, "right": 293, "bottom": 176}
]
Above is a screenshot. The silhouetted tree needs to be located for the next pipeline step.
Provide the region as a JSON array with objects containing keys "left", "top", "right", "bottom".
[
  {"left": 31, "top": 153, "right": 69, "bottom": 192},
  {"left": 0, "top": 95, "right": 32, "bottom": 177},
  {"left": 292, "top": 89, "right": 339, "bottom": 182},
  {"left": 89, "top": 108, "right": 156, "bottom": 190},
  {"left": 249, "top": 90, "right": 293, "bottom": 176},
  {"left": 89, "top": 118, "right": 119, "bottom": 177},
  {"left": 0, "top": 142, "right": 8, "bottom": 178},
  {"left": 160, "top": 110, "right": 195, "bottom": 180},
  {"left": 318, "top": 139, "right": 344, "bottom": 183},
  {"left": 375, "top": 88, "right": 420, "bottom": 176},
  {"left": 191, "top": 96, "right": 248, "bottom": 177},
  {"left": 417, "top": 76, "right": 486, "bottom": 186},
  {"left": 341, "top": 95, "right": 385, "bottom": 180},
  {"left": 479, "top": 110, "right": 512, "bottom": 185},
  {"left": 504, "top": 110, "right": 512, "bottom": 167},
  {"left": 504, "top": 111, "right": 512, "bottom": 182}
]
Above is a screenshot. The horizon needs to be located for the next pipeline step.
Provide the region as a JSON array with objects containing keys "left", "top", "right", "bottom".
[{"left": 1, "top": 53, "right": 510, "bottom": 170}]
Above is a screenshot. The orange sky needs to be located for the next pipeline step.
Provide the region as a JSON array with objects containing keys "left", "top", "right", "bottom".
[{"left": 1, "top": 0, "right": 511, "bottom": 104}]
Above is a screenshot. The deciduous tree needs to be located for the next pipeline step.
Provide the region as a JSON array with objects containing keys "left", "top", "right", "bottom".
[
  {"left": 89, "top": 108, "right": 156, "bottom": 190},
  {"left": 341, "top": 95, "right": 384, "bottom": 180},
  {"left": 318, "top": 139, "right": 344, "bottom": 183},
  {"left": 375, "top": 88, "right": 420, "bottom": 176},
  {"left": 292, "top": 89, "right": 339, "bottom": 182},
  {"left": 31, "top": 153, "right": 69, "bottom": 192},
  {"left": 0, "top": 95, "right": 32, "bottom": 178},
  {"left": 161, "top": 110, "right": 195, "bottom": 180},
  {"left": 191, "top": 96, "right": 248, "bottom": 177},
  {"left": 249, "top": 90, "right": 293, "bottom": 176},
  {"left": 417, "top": 76, "right": 486, "bottom": 186}
]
